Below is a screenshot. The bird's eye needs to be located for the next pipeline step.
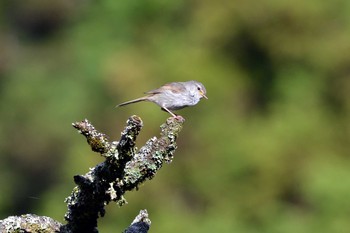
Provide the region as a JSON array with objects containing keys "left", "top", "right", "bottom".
[{"left": 197, "top": 87, "right": 201, "bottom": 91}]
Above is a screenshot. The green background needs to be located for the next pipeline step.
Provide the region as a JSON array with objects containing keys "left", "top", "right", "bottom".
[{"left": 1, "top": 0, "right": 350, "bottom": 232}]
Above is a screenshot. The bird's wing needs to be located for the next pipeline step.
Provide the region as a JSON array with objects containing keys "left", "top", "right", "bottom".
[{"left": 145, "top": 82, "right": 186, "bottom": 94}]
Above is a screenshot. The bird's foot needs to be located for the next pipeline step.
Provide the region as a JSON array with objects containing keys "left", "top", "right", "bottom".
[{"left": 174, "top": 115, "right": 185, "bottom": 122}]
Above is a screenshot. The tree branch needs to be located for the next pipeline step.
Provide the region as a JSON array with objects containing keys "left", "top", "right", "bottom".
[
  {"left": 61, "top": 115, "right": 184, "bottom": 233},
  {"left": 123, "top": 209, "right": 151, "bottom": 233},
  {"left": 0, "top": 115, "right": 184, "bottom": 233}
]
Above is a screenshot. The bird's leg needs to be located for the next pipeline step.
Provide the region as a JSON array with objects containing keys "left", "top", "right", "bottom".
[{"left": 161, "top": 106, "right": 177, "bottom": 118}]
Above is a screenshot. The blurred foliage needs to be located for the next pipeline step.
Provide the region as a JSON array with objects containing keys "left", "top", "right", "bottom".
[{"left": 1, "top": 0, "right": 350, "bottom": 232}]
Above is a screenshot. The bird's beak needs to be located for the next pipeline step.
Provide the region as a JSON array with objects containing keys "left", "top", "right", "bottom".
[{"left": 200, "top": 91, "right": 208, "bottom": 99}]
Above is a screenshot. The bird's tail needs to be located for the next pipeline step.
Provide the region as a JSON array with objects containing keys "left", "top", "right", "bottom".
[{"left": 116, "top": 97, "right": 148, "bottom": 107}]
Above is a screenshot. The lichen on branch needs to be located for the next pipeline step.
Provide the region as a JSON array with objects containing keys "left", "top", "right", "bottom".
[
  {"left": 0, "top": 115, "right": 184, "bottom": 233},
  {"left": 62, "top": 115, "right": 185, "bottom": 233}
]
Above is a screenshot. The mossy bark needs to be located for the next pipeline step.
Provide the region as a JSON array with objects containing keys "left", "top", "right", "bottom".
[{"left": 0, "top": 116, "right": 185, "bottom": 233}]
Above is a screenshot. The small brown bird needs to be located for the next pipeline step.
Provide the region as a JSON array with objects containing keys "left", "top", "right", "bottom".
[{"left": 117, "top": 80, "right": 208, "bottom": 117}]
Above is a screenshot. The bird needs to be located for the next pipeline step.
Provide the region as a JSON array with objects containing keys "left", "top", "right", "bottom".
[{"left": 116, "top": 80, "right": 207, "bottom": 117}]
